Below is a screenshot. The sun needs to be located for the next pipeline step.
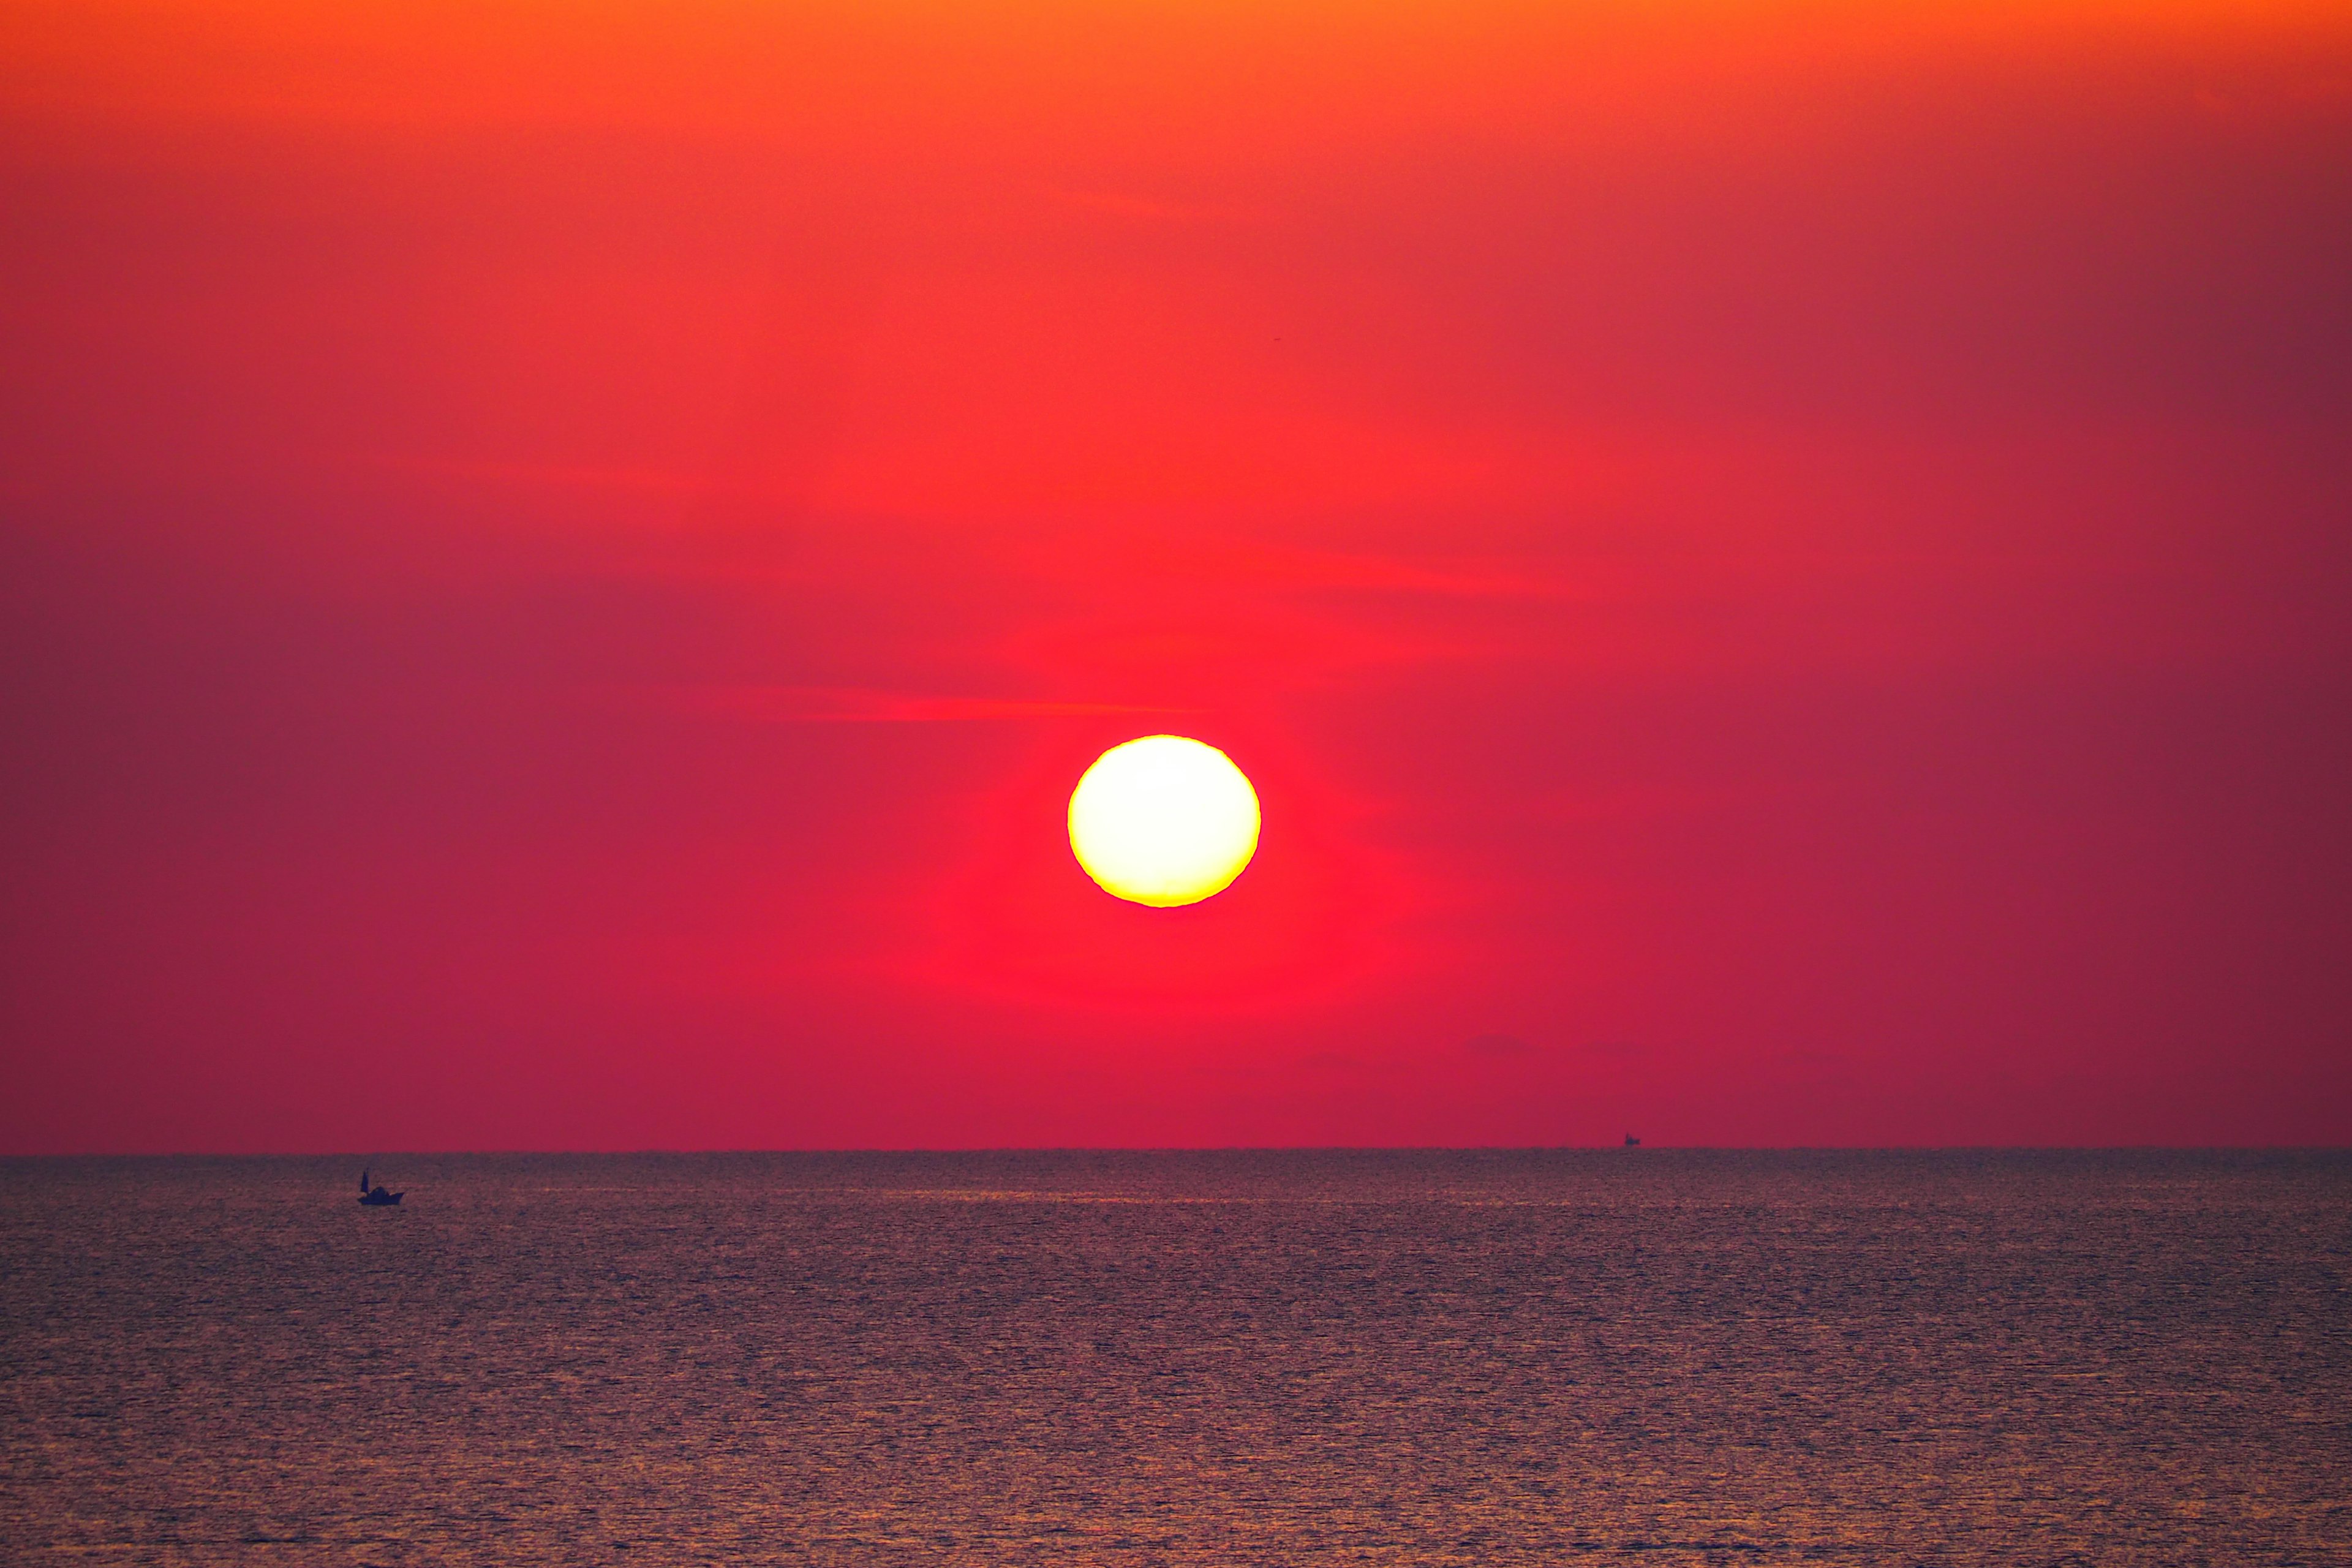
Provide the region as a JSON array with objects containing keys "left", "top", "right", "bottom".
[{"left": 1069, "top": 736, "right": 1261, "bottom": 907}]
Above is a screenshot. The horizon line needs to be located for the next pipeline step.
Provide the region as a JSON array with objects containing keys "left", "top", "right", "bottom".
[{"left": 6, "top": 1144, "right": 2346, "bottom": 1159}]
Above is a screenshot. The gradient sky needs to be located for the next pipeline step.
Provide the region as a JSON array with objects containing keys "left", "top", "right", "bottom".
[{"left": 4, "top": 0, "right": 2349, "bottom": 1151}]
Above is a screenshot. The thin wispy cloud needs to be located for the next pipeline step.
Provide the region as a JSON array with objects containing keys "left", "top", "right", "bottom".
[{"left": 628, "top": 684, "right": 1189, "bottom": 724}]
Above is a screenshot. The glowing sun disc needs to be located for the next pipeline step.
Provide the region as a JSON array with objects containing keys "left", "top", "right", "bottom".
[{"left": 1069, "top": 736, "right": 1261, "bottom": 907}]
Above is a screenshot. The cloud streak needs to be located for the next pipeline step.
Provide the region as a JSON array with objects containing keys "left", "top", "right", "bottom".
[{"left": 635, "top": 684, "right": 1190, "bottom": 724}]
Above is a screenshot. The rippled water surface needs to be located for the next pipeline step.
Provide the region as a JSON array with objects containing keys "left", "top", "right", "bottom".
[{"left": 4, "top": 1152, "right": 2348, "bottom": 1565}]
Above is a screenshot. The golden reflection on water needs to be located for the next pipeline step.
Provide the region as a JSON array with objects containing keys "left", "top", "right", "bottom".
[{"left": 4, "top": 1151, "right": 2347, "bottom": 1565}]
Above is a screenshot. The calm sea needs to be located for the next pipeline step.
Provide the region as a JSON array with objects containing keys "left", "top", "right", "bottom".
[{"left": 3, "top": 1152, "right": 2347, "bottom": 1566}]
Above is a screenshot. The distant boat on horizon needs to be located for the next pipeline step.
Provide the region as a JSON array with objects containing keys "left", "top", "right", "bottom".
[
  {"left": 1624, "top": 1134, "right": 1641, "bottom": 1147},
  {"left": 358, "top": 1168, "right": 403, "bottom": 1206}
]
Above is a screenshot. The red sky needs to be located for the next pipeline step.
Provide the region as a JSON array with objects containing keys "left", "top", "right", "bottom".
[{"left": 3, "top": 0, "right": 2349, "bottom": 1150}]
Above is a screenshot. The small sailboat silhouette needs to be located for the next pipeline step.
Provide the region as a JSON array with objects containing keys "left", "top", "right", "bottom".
[
  {"left": 1623, "top": 1133, "right": 1641, "bottom": 1147},
  {"left": 357, "top": 1167, "right": 403, "bottom": 1206}
]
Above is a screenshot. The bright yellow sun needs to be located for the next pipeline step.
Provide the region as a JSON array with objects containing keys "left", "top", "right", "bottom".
[{"left": 1069, "top": 736, "right": 1261, "bottom": 907}]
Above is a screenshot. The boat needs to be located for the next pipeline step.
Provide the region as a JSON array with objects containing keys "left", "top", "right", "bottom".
[
  {"left": 1624, "top": 1133, "right": 1641, "bottom": 1147},
  {"left": 358, "top": 1168, "right": 404, "bottom": 1206}
]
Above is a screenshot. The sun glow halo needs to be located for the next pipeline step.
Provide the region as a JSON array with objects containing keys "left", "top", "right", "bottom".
[{"left": 1069, "top": 736, "right": 1261, "bottom": 907}]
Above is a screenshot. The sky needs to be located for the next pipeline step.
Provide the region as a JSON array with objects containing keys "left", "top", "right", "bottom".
[{"left": 2, "top": 0, "right": 2349, "bottom": 1151}]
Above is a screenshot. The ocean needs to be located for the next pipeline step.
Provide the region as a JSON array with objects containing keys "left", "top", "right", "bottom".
[{"left": 3, "top": 1152, "right": 2347, "bottom": 1565}]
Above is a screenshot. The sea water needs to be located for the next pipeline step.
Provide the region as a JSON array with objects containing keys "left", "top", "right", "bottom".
[{"left": 3, "top": 1152, "right": 2347, "bottom": 1565}]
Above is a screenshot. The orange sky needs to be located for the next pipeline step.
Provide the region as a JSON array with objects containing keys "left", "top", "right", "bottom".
[{"left": 4, "top": 1, "right": 2349, "bottom": 1149}]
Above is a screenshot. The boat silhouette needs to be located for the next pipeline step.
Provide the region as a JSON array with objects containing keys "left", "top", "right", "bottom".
[
  {"left": 1624, "top": 1133, "right": 1641, "bottom": 1147},
  {"left": 358, "top": 1168, "right": 403, "bottom": 1206}
]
